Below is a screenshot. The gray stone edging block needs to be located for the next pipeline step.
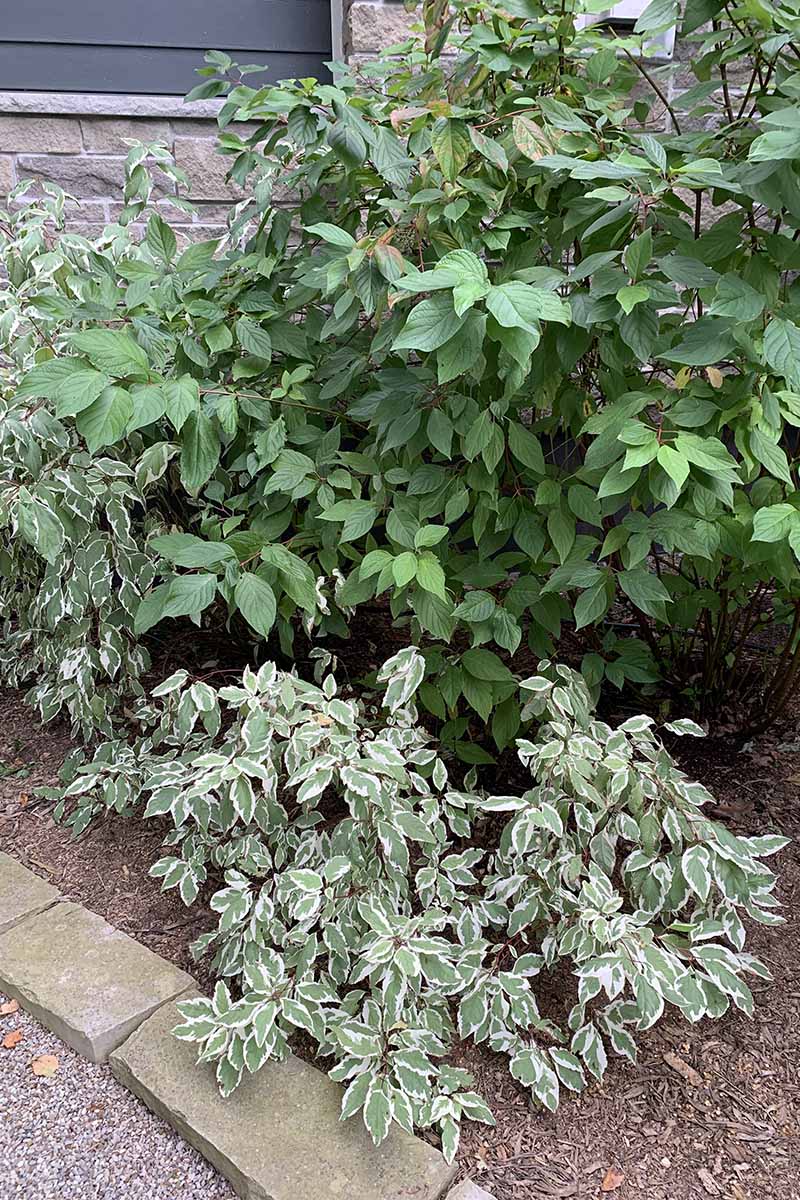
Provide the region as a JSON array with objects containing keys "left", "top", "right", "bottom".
[
  {"left": 0, "top": 902, "right": 194, "bottom": 1062},
  {"left": 111, "top": 999, "right": 457, "bottom": 1200},
  {"left": 448, "top": 1181, "right": 498, "bottom": 1200},
  {"left": 0, "top": 851, "right": 62, "bottom": 935},
  {"left": 0, "top": 90, "right": 225, "bottom": 119}
]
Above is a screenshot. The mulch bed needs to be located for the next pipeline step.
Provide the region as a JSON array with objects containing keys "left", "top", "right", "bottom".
[{"left": 1, "top": 680, "right": 798, "bottom": 1200}]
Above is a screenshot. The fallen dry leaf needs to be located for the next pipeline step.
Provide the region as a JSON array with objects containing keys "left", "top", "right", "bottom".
[
  {"left": 31, "top": 1054, "right": 59, "bottom": 1078},
  {"left": 697, "top": 1166, "right": 720, "bottom": 1195},
  {"left": 0, "top": 999, "right": 20, "bottom": 1016},
  {"left": 2, "top": 1029, "right": 23, "bottom": 1049},
  {"left": 663, "top": 1049, "right": 704, "bottom": 1088},
  {"left": 601, "top": 1166, "right": 625, "bottom": 1193}
]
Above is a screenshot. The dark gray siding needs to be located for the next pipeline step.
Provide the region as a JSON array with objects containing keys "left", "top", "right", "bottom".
[{"left": 0, "top": 1, "right": 332, "bottom": 94}]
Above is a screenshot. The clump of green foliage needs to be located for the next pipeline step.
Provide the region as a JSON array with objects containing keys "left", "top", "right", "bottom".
[
  {"left": 4, "top": 0, "right": 800, "bottom": 745},
  {"left": 2, "top": 0, "right": 793, "bottom": 1156},
  {"left": 52, "top": 651, "right": 786, "bottom": 1155}
]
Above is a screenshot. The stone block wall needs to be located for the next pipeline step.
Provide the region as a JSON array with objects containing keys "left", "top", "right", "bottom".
[
  {"left": 347, "top": 1, "right": 420, "bottom": 56},
  {"left": 0, "top": 98, "right": 246, "bottom": 241}
]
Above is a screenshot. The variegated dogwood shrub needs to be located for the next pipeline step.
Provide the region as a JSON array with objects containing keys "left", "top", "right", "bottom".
[
  {"left": 0, "top": 182, "right": 180, "bottom": 737},
  {"left": 51, "top": 649, "right": 786, "bottom": 1157}
]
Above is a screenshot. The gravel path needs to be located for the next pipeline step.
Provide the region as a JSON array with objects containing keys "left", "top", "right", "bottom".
[{"left": 0, "top": 992, "right": 236, "bottom": 1200}]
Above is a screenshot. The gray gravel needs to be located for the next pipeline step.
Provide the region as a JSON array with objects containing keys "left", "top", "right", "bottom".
[{"left": 0, "top": 992, "right": 236, "bottom": 1200}]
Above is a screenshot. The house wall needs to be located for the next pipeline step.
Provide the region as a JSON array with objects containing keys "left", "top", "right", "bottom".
[
  {"left": 0, "top": 93, "right": 249, "bottom": 240},
  {"left": 0, "top": 2, "right": 702, "bottom": 236}
]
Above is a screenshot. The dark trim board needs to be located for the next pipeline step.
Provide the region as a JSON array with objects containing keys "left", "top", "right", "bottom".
[
  {"left": 0, "top": 1, "right": 332, "bottom": 95},
  {"left": 0, "top": 46, "right": 331, "bottom": 96}
]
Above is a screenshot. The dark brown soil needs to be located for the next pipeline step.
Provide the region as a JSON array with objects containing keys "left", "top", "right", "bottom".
[
  {"left": 1, "top": 684, "right": 798, "bottom": 1200},
  {"left": 0, "top": 688, "right": 219, "bottom": 991}
]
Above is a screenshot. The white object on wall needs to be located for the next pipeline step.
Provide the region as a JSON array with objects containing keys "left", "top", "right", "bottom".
[{"left": 577, "top": 0, "right": 677, "bottom": 61}]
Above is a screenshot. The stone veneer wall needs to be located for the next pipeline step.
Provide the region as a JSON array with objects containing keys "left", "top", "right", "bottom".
[
  {"left": 0, "top": 94, "right": 247, "bottom": 240},
  {"left": 0, "top": 2, "right": 709, "bottom": 236},
  {"left": 0, "top": 2, "right": 418, "bottom": 236}
]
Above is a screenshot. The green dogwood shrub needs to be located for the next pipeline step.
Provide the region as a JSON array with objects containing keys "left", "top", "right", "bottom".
[
  {"left": 4, "top": 1, "right": 800, "bottom": 750},
  {"left": 52, "top": 650, "right": 786, "bottom": 1156}
]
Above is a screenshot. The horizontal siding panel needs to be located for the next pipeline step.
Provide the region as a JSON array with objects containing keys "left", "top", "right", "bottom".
[
  {"left": 0, "top": 46, "right": 330, "bottom": 96},
  {"left": 0, "top": 1, "right": 331, "bottom": 53},
  {"left": 1, "top": 1, "right": 331, "bottom": 94}
]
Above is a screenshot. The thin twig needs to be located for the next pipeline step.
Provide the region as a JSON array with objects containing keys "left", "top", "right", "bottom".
[{"left": 618, "top": 44, "right": 682, "bottom": 136}]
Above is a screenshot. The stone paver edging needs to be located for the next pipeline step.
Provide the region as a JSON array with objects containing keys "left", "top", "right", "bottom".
[
  {"left": 447, "top": 1182, "right": 498, "bottom": 1200},
  {"left": 0, "top": 850, "right": 61, "bottom": 935},
  {"left": 0, "top": 900, "right": 194, "bottom": 1062},
  {"left": 1, "top": 852, "right": 494, "bottom": 1200},
  {"left": 112, "top": 998, "right": 456, "bottom": 1200}
]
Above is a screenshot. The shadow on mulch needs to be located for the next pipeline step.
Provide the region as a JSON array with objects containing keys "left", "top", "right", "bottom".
[{"left": 0, "top": 680, "right": 798, "bottom": 1200}]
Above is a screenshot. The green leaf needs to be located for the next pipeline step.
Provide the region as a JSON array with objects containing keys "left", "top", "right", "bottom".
[
  {"left": 750, "top": 429, "right": 793, "bottom": 486},
  {"left": 318, "top": 500, "right": 377, "bottom": 541},
  {"left": 462, "top": 647, "right": 514, "bottom": 682},
  {"left": 749, "top": 128, "right": 800, "bottom": 163},
  {"left": 392, "top": 296, "right": 463, "bottom": 353},
  {"left": 288, "top": 105, "right": 319, "bottom": 145},
  {"left": 392, "top": 551, "right": 417, "bottom": 588},
  {"left": 508, "top": 423, "right": 545, "bottom": 473},
  {"left": 487, "top": 282, "right": 570, "bottom": 333},
  {"left": 429, "top": 408, "right": 453, "bottom": 453},
  {"left": 547, "top": 508, "right": 575, "bottom": 563},
  {"left": 415, "top": 553, "right": 447, "bottom": 600},
  {"left": 430, "top": 118, "right": 471, "bottom": 181},
  {"left": 70, "top": 330, "right": 149, "bottom": 378},
  {"left": 453, "top": 590, "right": 496, "bottom": 622},
  {"left": 617, "top": 285, "right": 650, "bottom": 315},
  {"left": 763, "top": 319, "right": 800, "bottom": 389},
  {"left": 634, "top": 0, "right": 678, "bottom": 32},
  {"left": 180, "top": 412, "right": 221, "bottom": 495},
  {"left": 146, "top": 213, "right": 177, "bottom": 262},
  {"left": 623, "top": 230, "right": 653, "bottom": 282},
  {"left": 234, "top": 573, "right": 277, "bottom": 638},
  {"left": 16, "top": 357, "right": 87, "bottom": 400},
  {"left": 414, "top": 525, "right": 448, "bottom": 548},
  {"left": 656, "top": 444, "right": 690, "bottom": 491},
  {"left": 54, "top": 369, "right": 111, "bottom": 418},
  {"left": 619, "top": 568, "right": 671, "bottom": 620},
  {"left": 163, "top": 573, "right": 218, "bottom": 620},
  {"left": 574, "top": 580, "right": 610, "bottom": 629},
  {"left": 468, "top": 125, "right": 508, "bottom": 172},
  {"left": 752, "top": 503, "right": 797, "bottom": 542},
  {"left": 236, "top": 318, "right": 272, "bottom": 360},
  {"left": 75, "top": 386, "right": 133, "bottom": 451},
  {"left": 436, "top": 310, "right": 486, "bottom": 383},
  {"left": 663, "top": 319, "right": 735, "bottom": 367},
  {"left": 150, "top": 533, "right": 235, "bottom": 568},
  {"left": 305, "top": 222, "right": 356, "bottom": 248},
  {"left": 128, "top": 384, "right": 167, "bottom": 433},
  {"left": 327, "top": 122, "right": 367, "bottom": 168},
  {"left": 708, "top": 276, "right": 765, "bottom": 322},
  {"left": 164, "top": 375, "right": 201, "bottom": 433}
]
